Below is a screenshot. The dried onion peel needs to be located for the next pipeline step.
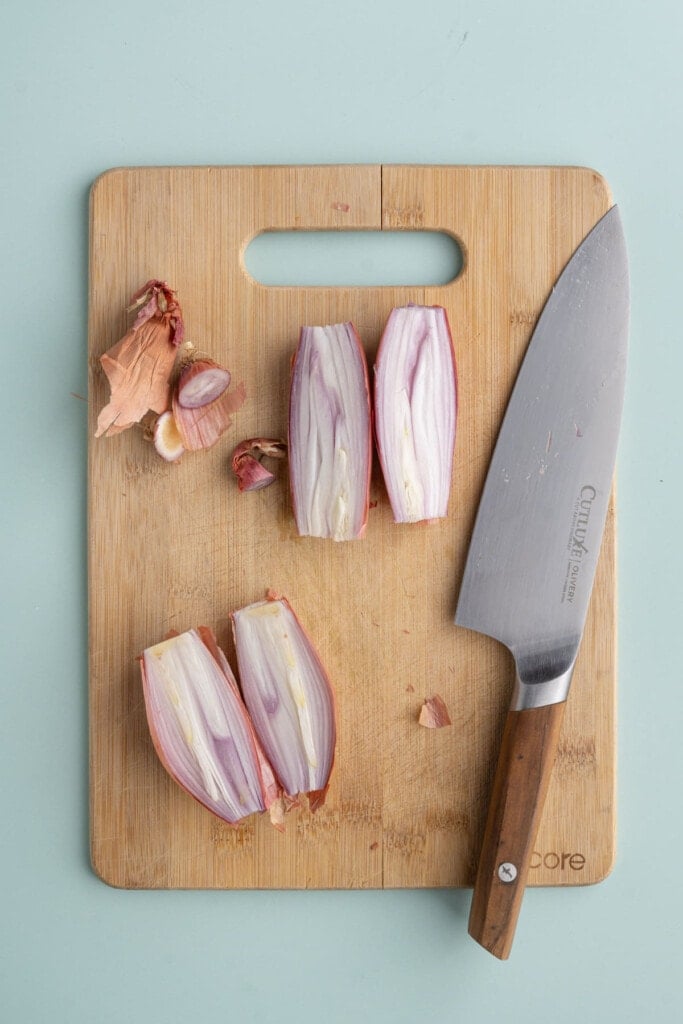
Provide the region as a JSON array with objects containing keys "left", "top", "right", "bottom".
[
  {"left": 95, "top": 280, "right": 184, "bottom": 438},
  {"left": 374, "top": 304, "right": 457, "bottom": 523},
  {"left": 140, "top": 627, "right": 280, "bottom": 826},
  {"left": 231, "top": 596, "right": 336, "bottom": 809},
  {"left": 289, "top": 322, "right": 372, "bottom": 541}
]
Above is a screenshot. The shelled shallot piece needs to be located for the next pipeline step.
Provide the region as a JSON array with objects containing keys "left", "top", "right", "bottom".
[
  {"left": 232, "top": 596, "right": 336, "bottom": 809},
  {"left": 374, "top": 304, "right": 457, "bottom": 523},
  {"left": 289, "top": 322, "right": 372, "bottom": 540},
  {"left": 140, "top": 627, "right": 280, "bottom": 826}
]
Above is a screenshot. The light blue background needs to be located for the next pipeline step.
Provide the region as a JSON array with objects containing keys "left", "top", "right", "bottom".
[{"left": 2, "top": 1, "right": 680, "bottom": 1020}]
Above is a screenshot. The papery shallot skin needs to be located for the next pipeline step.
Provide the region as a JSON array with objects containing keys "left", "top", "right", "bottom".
[
  {"left": 374, "top": 304, "right": 457, "bottom": 523},
  {"left": 289, "top": 322, "right": 372, "bottom": 541},
  {"left": 95, "top": 280, "right": 184, "bottom": 438},
  {"left": 140, "top": 628, "right": 278, "bottom": 825},
  {"left": 418, "top": 693, "right": 452, "bottom": 728},
  {"left": 231, "top": 596, "right": 336, "bottom": 808}
]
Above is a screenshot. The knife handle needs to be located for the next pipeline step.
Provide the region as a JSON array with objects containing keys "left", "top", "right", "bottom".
[{"left": 468, "top": 700, "right": 566, "bottom": 959}]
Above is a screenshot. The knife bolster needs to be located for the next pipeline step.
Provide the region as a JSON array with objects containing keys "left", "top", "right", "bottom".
[{"left": 511, "top": 643, "right": 577, "bottom": 710}]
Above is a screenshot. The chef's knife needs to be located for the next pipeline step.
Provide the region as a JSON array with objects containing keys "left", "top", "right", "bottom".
[{"left": 455, "top": 205, "right": 629, "bottom": 959}]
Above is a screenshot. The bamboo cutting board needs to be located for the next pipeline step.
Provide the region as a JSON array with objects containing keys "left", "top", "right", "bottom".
[{"left": 88, "top": 165, "right": 617, "bottom": 889}]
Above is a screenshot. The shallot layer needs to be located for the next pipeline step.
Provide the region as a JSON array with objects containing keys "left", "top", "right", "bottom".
[
  {"left": 231, "top": 597, "right": 336, "bottom": 806},
  {"left": 140, "top": 628, "right": 277, "bottom": 825},
  {"left": 374, "top": 304, "right": 457, "bottom": 523},
  {"left": 289, "top": 322, "right": 371, "bottom": 540}
]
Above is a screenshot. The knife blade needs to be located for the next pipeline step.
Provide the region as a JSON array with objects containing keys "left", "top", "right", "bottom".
[{"left": 455, "top": 205, "right": 629, "bottom": 959}]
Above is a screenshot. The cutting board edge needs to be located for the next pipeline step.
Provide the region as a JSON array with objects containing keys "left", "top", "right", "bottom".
[{"left": 87, "top": 164, "right": 619, "bottom": 891}]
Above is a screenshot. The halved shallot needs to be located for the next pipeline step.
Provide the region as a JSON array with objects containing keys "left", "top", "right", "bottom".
[
  {"left": 289, "top": 322, "right": 371, "bottom": 540},
  {"left": 231, "top": 596, "right": 336, "bottom": 809},
  {"left": 140, "top": 627, "right": 280, "bottom": 826},
  {"left": 374, "top": 304, "right": 457, "bottom": 523}
]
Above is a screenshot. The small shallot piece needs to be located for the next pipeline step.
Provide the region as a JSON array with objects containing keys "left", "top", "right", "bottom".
[
  {"left": 231, "top": 596, "right": 336, "bottom": 809},
  {"left": 231, "top": 438, "right": 287, "bottom": 492},
  {"left": 418, "top": 693, "right": 452, "bottom": 729},
  {"left": 289, "top": 322, "right": 372, "bottom": 540},
  {"left": 153, "top": 410, "right": 185, "bottom": 462},
  {"left": 374, "top": 304, "right": 457, "bottom": 523},
  {"left": 176, "top": 359, "right": 231, "bottom": 409},
  {"left": 96, "top": 280, "right": 184, "bottom": 438},
  {"left": 172, "top": 378, "right": 246, "bottom": 451},
  {"left": 140, "top": 627, "right": 280, "bottom": 826}
]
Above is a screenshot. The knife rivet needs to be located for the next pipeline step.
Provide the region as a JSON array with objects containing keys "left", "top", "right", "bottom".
[{"left": 498, "top": 862, "right": 517, "bottom": 883}]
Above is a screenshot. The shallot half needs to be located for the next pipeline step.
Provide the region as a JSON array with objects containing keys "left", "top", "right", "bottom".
[
  {"left": 232, "top": 596, "right": 336, "bottom": 809},
  {"left": 140, "top": 627, "right": 280, "bottom": 826},
  {"left": 289, "top": 322, "right": 372, "bottom": 541},
  {"left": 374, "top": 304, "right": 457, "bottom": 523}
]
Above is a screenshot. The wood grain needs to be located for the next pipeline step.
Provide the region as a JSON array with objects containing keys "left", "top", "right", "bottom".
[{"left": 88, "top": 165, "right": 617, "bottom": 889}]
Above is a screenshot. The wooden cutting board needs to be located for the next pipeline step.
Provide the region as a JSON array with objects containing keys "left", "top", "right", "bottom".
[{"left": 88, "top": 165, "right": 617, "bottom": 889}]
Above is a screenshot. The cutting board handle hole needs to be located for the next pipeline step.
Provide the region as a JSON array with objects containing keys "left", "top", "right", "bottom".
[{"left": 243, "top": 230, "right": 463, "bottom": 287}]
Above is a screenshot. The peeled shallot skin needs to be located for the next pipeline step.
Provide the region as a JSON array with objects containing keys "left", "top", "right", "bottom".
[
  {"left": 289, "top": 322, "right": 372, "bottom": 541},
  {"left": 95, "top": 280, "right": 184, "bottom": 438},
  {"left": 231, "top": 596, "right": 336, "bottom": 807},
  {"left": 374, "top": 304, "right": 457, "bottom": 523},
  {"left": 140, "top": 628, "right": 275, "bottom": 825}
]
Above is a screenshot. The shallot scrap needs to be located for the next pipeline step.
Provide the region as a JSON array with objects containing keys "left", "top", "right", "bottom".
[
  {"left": 96, "top": 284, "right": 243, "bottom": 458},
  {"left": 176, "top": 358, "right": 231, "bottom": 409},
  {"left": 232, "top": 438, "right": 287, "bottom": 492},
  {"left": 96, "top": 280, "right": 184, "bottom": 437},
  {"left": 169, "top": 345, "right": 245, "bottom": 452},
  {"left": 374, "top": 304, "right": 457, "bottom": 523},
  {"left": 140, "top": 596, "right": 336, "bottom": 827},
  {"left": 418, "top": 694, "right": 452, "bottom": 729},
  {"left": 153, "top": 409, "right": 185, "bottom": 462},
  {"left": 231, "top": 596, "right": 336, "bottom": 809},
  {"left": 172, "top": 378, "right": 246, "bottom": 452},
  {"left": 289, "top": 322, "right": 372, "bottom": 541}
]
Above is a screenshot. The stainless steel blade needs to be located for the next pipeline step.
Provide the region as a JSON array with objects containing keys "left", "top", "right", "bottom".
[{"left": 455, "top": 206, "right": 629, "bottom": 709}]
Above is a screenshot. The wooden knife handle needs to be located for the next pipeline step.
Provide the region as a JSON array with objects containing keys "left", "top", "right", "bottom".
[{"left": 468, "top": 701, "right": 566, "bottom": 959}]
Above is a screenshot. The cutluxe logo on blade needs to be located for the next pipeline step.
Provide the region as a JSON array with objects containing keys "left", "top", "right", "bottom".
[{"left": 561, "top": 486, "right": 597, "bottom": 605}]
